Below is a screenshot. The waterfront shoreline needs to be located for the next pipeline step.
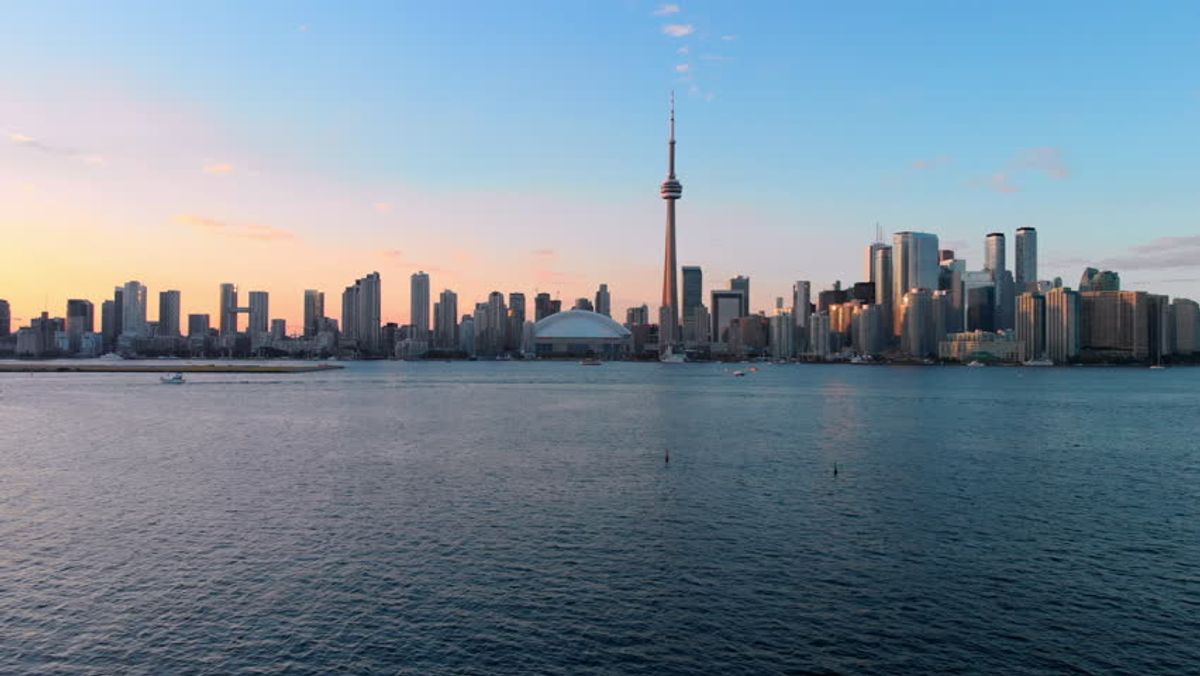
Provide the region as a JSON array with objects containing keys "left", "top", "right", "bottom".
[{"left": 0, "top": 363, "right": 344, "bottom": 374}]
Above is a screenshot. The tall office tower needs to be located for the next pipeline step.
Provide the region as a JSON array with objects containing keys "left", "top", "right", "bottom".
[
  {"left": 939, "top": 256, "right": 966, "bottom": 334},
  {"left": 1014, "top": 227, "right": 1038, "bottom": 290},
  {"left": 303, "top": 290, "right": 325, "bottom": 337},
  {"left": 341, "top": 285, "right": 358, "bottom": 343},
  {"left": 219, "top": 283, "right": 238, "bottom": 335},
  {"left": 121, "top": 281, "right": 148, "bottom": 337},
  {"left": 985, "top": 232, "right": 1006, "bottom": 274},
  {"left": 891, "top": 232, "right": 939, "bottom": 336},
  {"left": 248, "top": 291, "right": 269, "bottom": 336},
  {"left": 1045, "top": 287, "right": 1081, "bottom": 363},
  {"left": 871, "top": 245, "right": 893, "bottom": 340},
  {"left": 852, "top": 303, "right": 884, "bottom": 356},
  {"left": 729, "top": 276, "right": 751, "bottom": 316},
  {"left": 112, "top": 287, "right": 125, "bottom": 338},
  {"left": 573, "top": 298, "right": 594, "bottom": 311},
  {"left": 506, "top": 292, "right": 526, "bottom": 350},
  {"left": 157, "top": 290, "right": 181, "bottom": 337},
  {"left": 459, "top": 314, "right": 476, "bottom": 356},
  {"left": 1080, "top": 268, "right": 1120, "bottom": 292},
  {"left": 410, "top": 271, "right": 430, "bottom": 337},
  {"left": 0, "top": 299, "right": 8, "bottom": 336},
  {"left": 353, "top": 272, "right": 382, "bottom": 352},
  {"left": 66, "top": 299, "right": 94, "bottom": 334},
  {"left": 1016, "top": 292, "right": 1046, "bottom": 361},
  {"left": 681, "top": 266, "right": 703, "bottom": 337},
  {"left": 808, "top": 312, "right": 831, "bottom": 359},
  {"left": 626, "top": 305, "right": 650, "bottom": 326},
  {"left": 269, "top": 319, "right": 286, "bottom": 341},
  {"left": 187, "top": 314, "right": 210, "bottom": 337},
  {"left": 534, "top": 293, "right": 552, "bottom": 322},
  {"left": 792, "top": 281, "right": 811, "bottom": 353},
  {"left": 1172, "top": 298, "right": 1199, "bottom": 354},
  {"left": 931, "top": 290, "right": 952, "bottom": 347},
  {"left": 900, "top": 289, "right": 936, "bottom": 357},
  {"left": 594, "top": 284, "right": 611, "bottom": 318},
  {"left": 100, "top": 300, "right": 116, "bottom": 349},
  {"left": 659, "top": 94, "right": 684, "bottom": 346},
  {"left": 711, "top": 289, "right": 745, "bottom": 344},
  {"left": 436, "top": 289, "right": 459, "bottom": 349},
  {"left": 483, "top": 292, "right": 506, "bottom": 354}
]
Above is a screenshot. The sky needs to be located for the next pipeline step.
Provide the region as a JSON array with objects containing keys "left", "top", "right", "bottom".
[{"left": 2, "top": 1, "right": 1199, "bottom": 329}]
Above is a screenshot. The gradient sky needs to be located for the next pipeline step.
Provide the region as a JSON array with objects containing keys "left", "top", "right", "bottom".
[{"left": 3, "top": 1, "right": 1198, "bottom": 329}]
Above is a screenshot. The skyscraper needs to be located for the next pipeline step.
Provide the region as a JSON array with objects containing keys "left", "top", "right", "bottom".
[
  {"left": 1172, "top": 298, "right": 1199, "bottom": 354},
  {"left": 1015, "top": 227, "right": 1038, "bottom": 290},
  {"left": 682, "top": 266, "right": 702, "bottom": 333},
  {"left": 985, "top": 232, "right": 1006, "bottom": 274},
  {"left": 436, "top": 289, "right": 458, "bottom": 348},
  {"left": 411, "top": 271, "right": 430, "bottom": 338},
  {"left": 507, "top": 292, "right": 526, "bottom": 350},
  {"left": 1045, "top": 287, "right": 1081, "bottom": 363},
  {"left": 121, "top": 281, "right": 147, "bottom": 338},
  {"left": 729, "top": 276, "right": 750, "bottom": 317},
  {"left": 158, "top": 290, "right": 181, "bottom": 337},
  {"left": 355, "top": 272, "right": 382, "bottom": 352},
  {"left": 900, "top": 288, "right": 936, "bottom": 357},
  {"left": 891, "top": 231, "right": 939, "bottom": 335},
  {"left": 341, "top": 284, "right": 358, "bottom": 343},
  {"left": 112, "top": 286, "right": 124, "bottom": 339},
  {"left": 711, "top": 289, "right": 744, "bottom": 344},
  {"left": 1016, "top": 292, "right": 1046, "bottom": 361},
  {"left": 187, "top": 314, "right": 210, "bottom": 337},
  {"left": 303, "top": 290, "right": 324, "bottom": 337},
  {"left": 0, "top": 299, "right": 9, "bottom": 336},
  {"left": 594, "top": 284, "right": 611, "bottom": 318},
  {"left": 535, "top": 293, "right": 558, "bottom": 322},
  {"left": 66, "top": 299, "right": 94, "bottom": 334},
  {"left": 248, "top": 291, "right": 269, "bottom": 336},
  {"left": 659, "top": 94, "right": 683, "bottom": 346},
  {"left": 792, "top": 281, "right": 811, "bottom": 353},
  {"left": 872, "top": 245, "right": 893, "bottom": 340},
  {"left": 219, "top": 283, "right": 238, "bottom": 336}
]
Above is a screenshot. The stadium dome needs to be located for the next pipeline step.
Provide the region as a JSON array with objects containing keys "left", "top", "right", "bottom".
[{"left": 532, "top": 310, "right": 632, "bottom": 358}]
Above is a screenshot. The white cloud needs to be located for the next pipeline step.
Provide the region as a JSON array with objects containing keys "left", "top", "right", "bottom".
[
  {"left": 677, "top": 46, "right": 689, "bottom": 55},
  {"left": 653, "top": 4, "right": 681, "bottom": 16},
  {"left": 662, "top": 23, "right": 694, "bottom": 37},
  {"left": 720, "top": 34, "right": 737, "bottom": 41},
  {"left": 675, "top": 63, "right": 690, "bottom": 73},
  {"left": 203, "top": 162, "right": 235, "bottom": 175}
]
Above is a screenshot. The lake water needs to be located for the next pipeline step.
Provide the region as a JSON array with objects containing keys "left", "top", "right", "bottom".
[{"left": 2, "top": 361, "right": 1198, "bottom": 674}]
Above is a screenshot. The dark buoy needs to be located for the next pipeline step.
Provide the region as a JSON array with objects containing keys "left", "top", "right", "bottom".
[
  {"left": 665, "top": 448, "right": 670, "bottom": 464},
  {"left": 833, "top": 462, "right": 838, "bottom": 477}
]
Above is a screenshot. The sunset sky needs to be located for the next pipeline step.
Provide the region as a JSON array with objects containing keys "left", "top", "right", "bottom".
[{"left": 3, "top": 1, "right": 1199, "bottom": 328}]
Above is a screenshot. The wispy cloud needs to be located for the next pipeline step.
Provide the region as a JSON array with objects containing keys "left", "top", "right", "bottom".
[
  {"left": 1015, "top": 146, "right": 1070, "bottom": 179},
  {"left": 173, "top": 213, "right": 298, "bottom": 242},
  {"left": 701, "top": 54, "right": 732, "bottom": 62},
  {"left": 720, "top": 34, "right": 737, "bottom": 41},
  {"left": 677, "top": 46, "right": 689, "bottom": 55},
  {"left": 912, "top": 155, "right": 952, "bottom": 170},
  {"left": 662, "top": 23, "right": 694, "bottom": 37},
  {"left": 379, "top": 248, "right": 405, "bottom": 259},
  {"left": 653, "top": 4, "right": 681, "bottom": 16},
  {"left": 986, "top": 172, "right": 1020, "bottom": 193},
  {"left": 1100, "top": 235, "right": 1200, "bottom": 271},
  {"left": 203, "top": 162, "right": 235, "bottom": 175},
  {"left": 675, "top": 63, "right": 691, "bottom": 73},
  {"left": 373, "top": 202, "right": 394, "bottom": 214},
  {"left": 531, "top": 248, "right": 556, "bottom": 258},
  {"left": 7, "top": 131, "right": 104, "bottom": 166}
]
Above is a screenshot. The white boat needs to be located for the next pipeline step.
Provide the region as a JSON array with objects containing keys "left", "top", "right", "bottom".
[
  {"left": 659, "top": 345, "right": 686, "bottom": 364},
  {"left": 579, "top": 358, "right": 602, "bottom": 366},
  {"left": 159, "top": 372, "right": 186, "bottom": 384},
  {"left": 1023, "top": 358, "right": 1054, "bottom": 367},
  {"left": 731, "top": 370, "right": 746, "bottom": 377},
  {"left": 965, "top": 360, "right": 985, "bottom": 368},
  {"left": 1149, "top": 364, "right": 1167, "bottom": 370}
]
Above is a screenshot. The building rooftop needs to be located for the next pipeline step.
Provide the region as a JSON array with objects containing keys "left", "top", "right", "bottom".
[{"left": 532, "top": 310, "right": 631, "bottom": 340}]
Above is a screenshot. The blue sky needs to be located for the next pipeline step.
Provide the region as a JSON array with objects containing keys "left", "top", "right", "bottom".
[{"left": 2, "top": 1, "right": 1199, "bottom": 322}]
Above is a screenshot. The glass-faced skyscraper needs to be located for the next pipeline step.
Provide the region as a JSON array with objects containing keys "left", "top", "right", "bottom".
[
  {"left": 891, "top": 232, "right": 939, "bottom": 336},
  {"left": 1015, "top": 227, "right": 1038, "bottom": 290}
]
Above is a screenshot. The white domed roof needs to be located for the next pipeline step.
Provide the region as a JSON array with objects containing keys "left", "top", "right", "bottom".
[{"left": 533, "top": 310, "right": 631, "bottom": 340}]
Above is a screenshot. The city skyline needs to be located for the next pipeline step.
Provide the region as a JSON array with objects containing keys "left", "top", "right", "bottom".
[{"left": 4, "top": 2, "right": 1200, "bottom": 327}]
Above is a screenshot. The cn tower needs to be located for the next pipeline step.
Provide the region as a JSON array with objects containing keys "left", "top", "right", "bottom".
[{"left": 659, "top": 93, "right": 683, "bottom": 345}]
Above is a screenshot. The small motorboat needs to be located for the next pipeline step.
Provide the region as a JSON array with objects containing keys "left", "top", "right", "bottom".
[
  {"left": 1023, "top": 358, "right": 1054, "bottom": 367},
  {"left": 160, "top": 372, "right": 186, "bottom": 384},
  {"left": 579, "top": 358, "right": 603, "bottom": 366},
  {"left": 731, "top": 370, "right": 746, "bottom": 377},
  {"left": 965, "top": 360, "right": 985, "bottom": 368}
]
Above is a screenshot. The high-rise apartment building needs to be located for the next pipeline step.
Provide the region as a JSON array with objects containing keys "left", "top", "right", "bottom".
[
  {"left": 303, "top": 290, "right": 324, "bottom": 337},
  {"left": 0, "top": 299, "right": 9, "bottom": 337},
  {"left": 157, "top": 290, "right": 181, "bottom": 337},
  {"left": 1045, "top": 287, "right": 1081, "bottom": 363},
  {"left": 534, "top": 293, "right": 560, "bottom": 322},
  {"left": 1172, "top": 298, "right": 1198, "bottom": 354},
  {"left": 248, "top": 291, "right": 269, "bottom": 336},
  {"left": 121, "top": 281, "right": 148, "bottom": 338},
  {"left": 219, "top": 283, "right": 239, "bottom": 336},
  {"left": 872, "top": 245, "right": 893, "bottom": 339},
  {"left": 436, "top": 289, "right": 458, "bottom": 349},
  {"left": 354, "top": 272, "right": 382, "bottom": 352},
  {"left": 410, "top": 271, "right": 430, "bottom": 338},
  {"left": 188, "top": 313, "right": 210, "bottom": 337},
  {"left": 682, "top": 266, "right": 702, "bottom": 334},
  {"left": 729, "top": 276, "right": 751, "bottom": 317},
  {"left": 900, "top": 288, "right": 936, "bottom": 357},
  {"left": 792, "top": 281, "right": 811, "bottom": 353},
  {"left": 66, "top": 299, "right": 94, "bottom": 335}
]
